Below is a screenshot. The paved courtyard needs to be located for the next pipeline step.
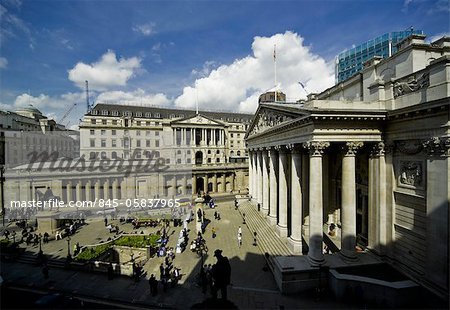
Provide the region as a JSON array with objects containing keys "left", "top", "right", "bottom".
[{"left": 1, "top": 197, "right": 350, "bottom": 309}]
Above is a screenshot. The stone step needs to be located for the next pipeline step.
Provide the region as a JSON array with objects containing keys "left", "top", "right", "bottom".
[{"left": 238, "top": 201, "right": 292, "bottom": 257}]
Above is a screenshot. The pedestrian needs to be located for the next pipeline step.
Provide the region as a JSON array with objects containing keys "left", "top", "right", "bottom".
[
  {"left": 43, "top": 232, "right": 49, "bottom": 243},
  {"left": 159, "top": 263, "right": 165, "bottom": 279},
  {"left": 211, "top": 249, "right": 231, "bottom": 300},
  {"left": 234, "top": 199, "right": 238, "bottom": 210},
  {"left": 104, "top": 217, "right": 108, "bottom": 226},
  {"left": 237, "top": 233, "right": 242, "bottom": 247},
  {"left": 214, "top": 210, "right": 218, "bottom": 220},
  {"left": 212, "top": 227, "right": 216, "bottom": 238},
  {"left": 149, "top": 274, "right": 158, "bottom": 296},
  {"left": 217, "top": 211, "right": 221, "bottom": 221},
  {"left": 3, "top": 229, "right": 10, "bottom": 240},
  {"left": 107, "top": 263, "right": 114, "bottom": 280},
  {"left": 238, "top": 226, "right": 242, "bottom": 236}
]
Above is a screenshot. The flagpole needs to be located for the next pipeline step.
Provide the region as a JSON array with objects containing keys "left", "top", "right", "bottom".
[{"left": 274, "top": 44, "right": 277, "bottom": 102}]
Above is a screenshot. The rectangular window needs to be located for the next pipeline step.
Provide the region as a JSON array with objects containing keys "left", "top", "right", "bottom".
[
  {"left": 91, "top": 119, "right": 96, "bottom": 124},
  {"left": 155, "top": 140, "right": 159, "bottom": 147},
  {"left": 102, "top": 119, "right": 107, "bottom": 125},
  {"left": 146, "top": 140, "right": 150, "bottom": 147},
  {"left": 112, "top": 129, "right": 116, "bottom": 135},
  {"left": 112, "top": 139, "right": 117, "bottom": 147},
  {"left": 101, "top": 130, "right": 106, "bottom": 135},
  {"left": 136, "top": 121, "right": 141, "bottom": 126},
  {"left": 146, "top": 121, "right": 150, "bottom": 126},
  {"left": 90, "top": 139, "right": 95, "bottom": 147},
  {"left": 90, "top": 129, "right": 95, "bottom": 135},
  {"left": 146, "top": 130, "right": 150, "bottom": 136},
  {"left": 155, "top": 131, "right": 159, "bottom": 136},
  {"left": 112, "top": 120, "right": 118, "bottom": 125},
  {"left": 101, "top": 139, "right": 106, "bottom": 147},
  {"left": 136, "top": 140, "right": 141, "bottom": 147},
  {"left": 136, "top": 130, "right": 141, "bottom": 136}
]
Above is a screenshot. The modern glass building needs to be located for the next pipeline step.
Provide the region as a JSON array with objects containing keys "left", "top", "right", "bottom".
[{"left": 335, "top": 29, "right": 423, "bottom": 83}]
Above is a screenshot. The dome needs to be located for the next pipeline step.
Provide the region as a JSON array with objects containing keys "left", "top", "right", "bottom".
[{"left": 14, "top": 104, "right": 44, "bottom": 119}]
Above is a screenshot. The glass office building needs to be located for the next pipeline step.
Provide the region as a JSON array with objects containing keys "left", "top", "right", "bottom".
[{"left": 335, "top": 29, "right": 423, "bottom": 83}]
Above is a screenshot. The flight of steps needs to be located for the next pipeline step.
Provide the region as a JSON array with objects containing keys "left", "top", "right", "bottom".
[
  {"left": 15, "top": 252, "right": 67, "bottom": 268},
  {"left": 238, "top": 200, "right": 292, "bottom": 257}
]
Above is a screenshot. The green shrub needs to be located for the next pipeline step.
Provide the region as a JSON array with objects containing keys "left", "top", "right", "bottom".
[{"left": 74, "top": 243, "right": 111, "bottom": 262}]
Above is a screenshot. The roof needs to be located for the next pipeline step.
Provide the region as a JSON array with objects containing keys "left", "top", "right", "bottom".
[{"left": 88, "top": 103, "right": 254, "bottom": 123}]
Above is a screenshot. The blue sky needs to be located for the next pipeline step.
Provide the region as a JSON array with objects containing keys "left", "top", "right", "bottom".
[{"left": 0, "top": 0, "right": 449, "bottom": 126}]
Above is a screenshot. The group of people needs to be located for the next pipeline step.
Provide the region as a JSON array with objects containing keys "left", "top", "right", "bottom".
[{"left": 200, "top": 249, "right": 231, "bottom": 300}]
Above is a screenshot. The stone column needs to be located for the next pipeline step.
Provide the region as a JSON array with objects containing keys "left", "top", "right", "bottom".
[
  {"left": 257, "top": 150, "right": 263, "bottom": 204},
  {"left": 262, "top": 149, "right": 270, "bottom": 212},
  {"left": 213, "top": 174, "right": 218, "bottom": 192},
  {"left": 86, "top": 180, "right": 92, "bottom": 201},
  {"left": 182, "top": 175, "right": 187, "bottom": 195},
  {"left": 66, "top": 181, "right": 73, "bottom": 203},
  {"left": 230, "top": 173, "right": 235, "bottom": 193},
  {"left": 112, "top": 179, "right": 119, "bottom": 199},
  {"left": 268, "top": 148, "right": 278, "bottom": 225},
  {"left": 288, "top": 147, "right": 303, "bottom": 253},
  {"left": 94, "top": 180, "right": 101, "bottom": 200},
  {"left": 277, "top": 147, "right": 288, "bottom": 237},
  {"left": 221, "top": 174, "right": 226, "bottom": 192},
  {"left": 368, "top": 142, "right": 387, "bottom": 254},
  {"left": 203, "top": 175, "right": 208, "bottom": 193},
  {"left": 249, "top": 150, "right": 253, "bottom": 196},
  {"left": 304, "top": 141, "right": 330, "bottom": 266},
  {"left": 192, "top": 176, "right": 197, "bottom": 196},
  {"left": 103, "top": 179, "right": 110, "bottom": 199},
  {"left": 340, "top": 142, "right": 363, "bottom": 260},
  {"left": 252, "top": 151, "right": 258, "bottom": 199},
  {"left": 76, "top": 181, "right": 83, "bottom": 201}
]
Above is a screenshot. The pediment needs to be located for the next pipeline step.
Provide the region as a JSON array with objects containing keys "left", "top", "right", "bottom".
[
  {"left": 171, "top": 114, "right": 224, "bottom": 126},
  {"left": 246, "top": 105, "right": 308, "bottom": 138}
]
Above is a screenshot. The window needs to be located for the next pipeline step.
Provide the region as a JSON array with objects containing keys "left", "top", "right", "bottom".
[
  {"left": 112, "top": 151, "right": 117, "bottom": 159},
  {"left": 112, "top": 139, "right": 117, "bottom": 147},
  {"left": 216, "top": 150, "right": 220, "bottom": 154},
  {"left": 101, "top": 110, "right": 108, "bottom": 116},
  {"left": 165, "top": 158, "right": 170, "bottom": 164},
  {"left": 102, "top": 119, "right": 107, "bottom": 125},
  {"left": 231, "top": 133, "right": 234, "bottom": 138},
  {"left": 145, "top": 112, "right": 151, "bottom": 118},
  {"left": 136, "top": 140, "right": 141, "bottom": 147},
  {"left": 155, "top": 140, "right": 159, "bottom": 147},
  {"left": 146, "top": 130, "right": 150, "bottom": 136},
  {"left": 112, "top": 120, "right": 118, "bottom": 125},
  {"left": 177, "top": 159, "right": 181, "bottom": 164},
  {"left": 177, "top": 150, "right": 181, "bottom": 154},
  {"left": 216, "top": 158, "right": 220, "bottom": 163},
  {"left": 146, "top": 140, "right": 150, "bottom": 147},
  {"left": 186, "top": 158, "right": 191, "bottom": 164},
  {"left": 91, "top": 110, "right": 98, "bottom": 115},
  {"left": 155, "top": 151, "right": 160, "bottom": 157},
  {"left": 101, "top": 152, "right": 107, "bottom": 159},
  {"left": 112, "top": 110, "right": 118, "bottom": 116},
  {"left": 136, "top": 130, "right": 141, "bottom": 136},
  {"left": 136, "top": 112, "right": 142, "bottom": 117},
  {"left": 91, "top": 119, "right": 96, "bottom": 124},
  {"left": 90, "top": 139, "right": 95, "bottom": 147},
  {"left": 207, "top": 158, "right": 211, "bottom": 163},
  {"left": 207, "top": 150, "right": 211, "bottom": 154},
  {"left": 101, "top": 130, "right": 106, "bottom": 135},
  {"left": 112, "top": 129, "right": 116, "bottom": 135},
  {"left": 101, "top": 139, "right": 106, "bottom": 147},
  {"left": 155, "top": 121, "right": 160, "bottom": 126},
  {"left": 136, "top": 121, "right": 141, "bottom": 126},
  {"left": 89, "top": 152, "right": 96, "bottom": 159},
  {"left": 146, "top": 121, "right": 150, "bottom": 126},
  {"left": 90, "top": 129, "right": 95, "bottom": 135},
  {"left": 187, "top": 150, "right": 191, "bottom": 154},
  {"left": 155, "top": 113, "right": 160, "bottom": 118},
  {"left": 155, "top": 131, "right": 159, "bottom": 136}
]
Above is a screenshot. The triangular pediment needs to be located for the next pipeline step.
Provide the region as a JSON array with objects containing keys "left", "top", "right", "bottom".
[
  {"left": 171, "top": 114, "right": 225, "bottom": 126},
  {"left": 246, "top": 104, "right": 310, "bottom": 138}
]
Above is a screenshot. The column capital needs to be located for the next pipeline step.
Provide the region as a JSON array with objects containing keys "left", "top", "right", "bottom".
[
  {"left": 274, "top": 145, "right": 288, "bottom": 153},
  {"left": 286, "top": 143, "right": 302, "bottom": 154},
  {"left": 342, "top": 141, "right": 364, "bottom": 156},
  {"left": 370, "top": 141, "right": 385, "bottom": 157},
  {"left": 423, "top": 136, "right": 450, "bottom": 156},
  {"left": 303, "top": 141, "right": 330, "bottom": 156}
]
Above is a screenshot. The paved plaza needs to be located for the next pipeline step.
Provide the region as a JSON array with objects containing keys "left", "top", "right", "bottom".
[{"left": 1, "top": 197, "right": 351, "bottom": 309}]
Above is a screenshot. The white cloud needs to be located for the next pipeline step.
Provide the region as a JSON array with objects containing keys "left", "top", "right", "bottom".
[
  {"left": 133, "top": 23, "right": 156, "bottom": 36},
  {"left": 96, "top": 89, "right": 172, "bottom": 107},
  {"left": 14, "top": 92, "right": 84, "bottom": 111},
  {"left": 175, "top": 31, "right": 334, "bottom": 113},
  {"left": 0, "top": 57, "right": 8, "bottom": 69},
  {"left": 68, "top": 50, "right": 142, "bottom": 91},
  {"left": 427, "top": 32, "right": 450, "bottom": 43}
]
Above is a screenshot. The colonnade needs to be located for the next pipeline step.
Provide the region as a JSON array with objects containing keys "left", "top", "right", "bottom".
[
  {"left": 249, "top": 141, "right": 375, "bottom": 266},
  {"left": 174, "top": 128, "right": 226, "bottom": 146}
]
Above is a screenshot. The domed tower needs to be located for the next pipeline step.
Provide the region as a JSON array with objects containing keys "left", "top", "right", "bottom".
[
  {"left": 258, "top": 91, "right": 286, "bottom": 104},
  {"left": 14, "top": 104, "right": 46, "bottom": 120}
]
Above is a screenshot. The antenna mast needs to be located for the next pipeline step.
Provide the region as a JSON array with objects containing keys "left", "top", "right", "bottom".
[{"left": 85, "top": 80, "right": 90, "bottom": 113}]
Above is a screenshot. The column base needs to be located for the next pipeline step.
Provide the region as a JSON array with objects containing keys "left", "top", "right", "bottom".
[
  {"left": 276, "top": 224, "right": 288, "bottom": 238},
  {"left": 339, "top": 249, "right": 359, "bottom": 263},
  {"left": 307, "top": 253, "right": 325, "bottom": 267},
  {"left": 267, "top": 215, "right": 277, "bottom": 226},
  {"left": 287, "top": 237, "right": 302, "bottom": 254}
]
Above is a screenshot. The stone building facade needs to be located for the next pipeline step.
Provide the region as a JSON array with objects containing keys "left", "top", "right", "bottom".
[{"left": 246, "top": 35, "right": 449, "bottom": 301}]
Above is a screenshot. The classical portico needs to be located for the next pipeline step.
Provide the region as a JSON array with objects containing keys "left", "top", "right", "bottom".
[{"left": 246, "top": 102, "right": 386, "bottom": 266}]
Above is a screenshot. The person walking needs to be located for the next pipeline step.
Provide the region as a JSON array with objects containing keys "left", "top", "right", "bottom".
[
  {"left": 212, "top": 227, "right": 216, "bottom": 238},
  {"left": 211, "top": 249, "right": 231, "bottom": 300},
  {"left": 149, "top": 274, "right": 158, "bottom": 296},
  {"left": 238, "top": 226, "right": 242, "bottom": 236},
  {"left": 237, "top": 233, "right": 242, "bottom": 248}
]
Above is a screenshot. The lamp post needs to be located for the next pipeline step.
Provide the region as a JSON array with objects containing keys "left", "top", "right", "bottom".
[
  {"left": 1, "top": 165, "right": 5, "bottom": 227},
  {"left": 38, "top": 233, "right": 43, "bottom": 255},
  {"left": 66, "top": 236, "right": 71, "bottom": 259}
]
